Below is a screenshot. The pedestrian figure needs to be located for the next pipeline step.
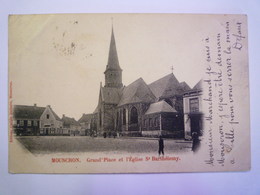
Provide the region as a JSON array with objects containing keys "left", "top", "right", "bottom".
[
  {"left": 158, "top": 136, "right": 164, "bottom": 156},
  {"left": 192, "top": 132, "right": 200, "bottom": 152},
  {"left": 113, "top": 132, "right": 116, "bottom": 138}
]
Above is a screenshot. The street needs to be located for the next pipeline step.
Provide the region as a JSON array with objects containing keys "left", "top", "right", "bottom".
[{"left": 16, "top": 136, "right": 192, "bottom": 154}]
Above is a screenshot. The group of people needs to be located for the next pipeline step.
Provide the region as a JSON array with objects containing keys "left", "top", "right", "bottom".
[{"left": 103, "top": 132, "right": 117, "bottom": 138}]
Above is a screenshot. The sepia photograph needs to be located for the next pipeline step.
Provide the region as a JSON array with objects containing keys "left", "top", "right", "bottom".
[{"left": 8, "top": 14, "right": 250, "bottom": 173}]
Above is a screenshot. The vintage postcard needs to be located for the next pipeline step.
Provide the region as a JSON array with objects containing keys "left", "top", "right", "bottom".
[{"left": 8, "top": 13, "right": 250, "bottom": 173}]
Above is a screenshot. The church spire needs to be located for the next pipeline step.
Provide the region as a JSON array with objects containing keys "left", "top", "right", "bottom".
[
  {"left": 106, "top": 25, "right": 121, "bottom": 72},
  {"left": 104, "top": 24, "right": 123, "bottom": 88}
]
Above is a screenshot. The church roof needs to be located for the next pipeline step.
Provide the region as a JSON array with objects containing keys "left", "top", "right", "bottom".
[
  {"left": 13, "top": 104, "right": 45, "bottom": 119},
  {"left": 105, "top": 27, "right": 122, "bottom": 72},
  {"left": 180, "top": 81, "right": 191, "bottom": 92},
  {"left": 183, "top": 79, "right": 203, "bottom": 97},
  {"left": 193, "top": 79, "right": 202, "bottom": 90},
  {"left": 100, "top": 87, "right": 122, "bottom": 104},
  {"left": 118, "top": 78, "right": 156, "bottom": 106},
  {"left": 148, "top": 73, "right": 182, "bottom": 99},
  {"left": 145, "top": 100, "right": 177, "bottom": 115}
]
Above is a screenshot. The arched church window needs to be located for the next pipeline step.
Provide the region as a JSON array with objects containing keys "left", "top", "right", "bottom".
[
  {"left": 117, "top": 111, "right": 119, "bottom": 125},
  {"left": 99, "top": 110, "right": 102, "bottom": 126},
  {"left": 130, "top": 107, "right": 138, "bottom": 124},
  {"left": 123, "top": 108, "right": 126, "bottom": 125}
]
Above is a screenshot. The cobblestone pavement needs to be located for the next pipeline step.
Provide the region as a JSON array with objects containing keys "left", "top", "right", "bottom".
[{"left": 16, "top": 136, "right": 192, "bottom": 154}]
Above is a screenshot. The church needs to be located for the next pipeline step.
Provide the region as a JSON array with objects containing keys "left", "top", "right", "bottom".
[{"left": 82, "top": 26, "right": 202, "bottom": 138}]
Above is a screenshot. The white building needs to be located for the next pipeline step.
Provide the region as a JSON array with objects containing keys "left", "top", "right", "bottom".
[
  {"left": 40, "top": 105, "right": 63, "bottom": 135},
  {"left": 183, "top": 80, "right": 203, "bottom": 140}
]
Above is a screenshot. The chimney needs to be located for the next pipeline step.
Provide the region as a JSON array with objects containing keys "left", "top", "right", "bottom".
[
  {"left": 34, "top": 103, "right": 37, "bottom": 107},
  {"left": 62, "top": 114, "right": 65, "bottom": 118}
]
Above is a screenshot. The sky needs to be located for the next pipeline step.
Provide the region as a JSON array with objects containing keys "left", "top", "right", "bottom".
[{"left": 9, "top": 14, "right": 204, "bottom": 120}]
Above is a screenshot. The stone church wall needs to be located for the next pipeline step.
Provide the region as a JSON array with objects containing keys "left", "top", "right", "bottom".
[{"left": 103, "top": 103, "right": 117, "bottom": 132}]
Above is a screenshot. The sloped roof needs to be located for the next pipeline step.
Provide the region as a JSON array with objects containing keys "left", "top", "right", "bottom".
[
  {"left": 78, "top": 113, "right": 93, "bottom": 123},
  {"left": 118, "top": 78, "right": 156, "bottom": 107},
  {"left": 145, "top": 100, "right": 177, "bottom": 115},
  {"left": 62, "top": 116, "right": 80, "bottom": 126},
  {"left": 13, "top": 105, "right": 45, "bottom": 119},
  {"left": 100, "top": 87, "right": 122, "bottom": 104},
  {"left": 48, "top": 106, "right": 62, "bottom": 121},
  {"left": 180, "top": 81, "right": 191, "bottom": 92},
  {"left": 193, "top": 79, "right": 202, "bottom": 90},
  {"left": 149, "top": 73, "right": 191, "bottom": 99},
  {"left": 149, "top": 73, "right": 180, "bottom": 99}
]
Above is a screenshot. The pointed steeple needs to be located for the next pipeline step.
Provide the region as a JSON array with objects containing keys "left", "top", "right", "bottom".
[
  {"left": 104, "top": 25, "right": 123, "bottom": 88},
  {"left": 106, "top": 26, "right": 121, "bottom": 71}
]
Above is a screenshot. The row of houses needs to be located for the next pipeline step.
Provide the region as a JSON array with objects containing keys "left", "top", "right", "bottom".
[
  {"left": 13, "top": 104, "right": 87, "bottom": 136},
  {"left": 13, "top": 81, "right": 202, "bottom": 139}
]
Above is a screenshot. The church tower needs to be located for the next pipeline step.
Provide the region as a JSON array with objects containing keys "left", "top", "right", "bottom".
[{"left": 104, "top": 27, "right": 123, "bottom": 88}]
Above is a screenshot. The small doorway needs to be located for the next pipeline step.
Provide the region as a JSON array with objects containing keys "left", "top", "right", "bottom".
[
  {"left": 46, "top": 128, "right": 49, "bottom": 135},
  {"left": 190, "top": 114, "right": 202, "bottom": 136}
]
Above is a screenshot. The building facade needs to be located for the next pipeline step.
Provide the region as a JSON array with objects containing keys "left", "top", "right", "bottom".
[
  {"left": 13, "top": 104, "right": 64, "bottom": 136},
  {"left": 13, "top": 104, "right": 45, "bottom": 135},
  {"left": 62, "top": 115, "right": 82, "bottom": 136},
  {"left": 40, "top": 105, "right": 63, "bottom": 135},
  {"left": 142, "top": 100, "right": 183, "bottom": 138},
  {"left": 78, "top": 113, "right": 98, "bottom": 136},
  {"left": 183, "top": 80, "right": 203, "bottom": 140}
]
